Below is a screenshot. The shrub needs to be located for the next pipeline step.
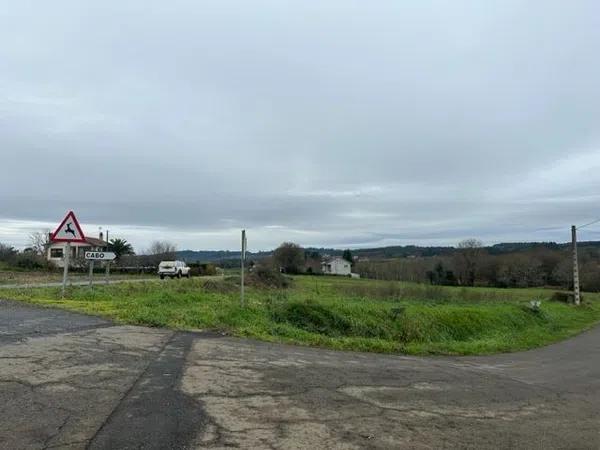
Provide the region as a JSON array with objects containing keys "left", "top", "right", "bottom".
[
  {"left": 551, "top": 291, "right": 584, "bottom": 303},
  {"left": 246, "top": 266, "right": 291, "bottom": 289},
  {"left": 270, "top": 300, "right": 353, "bottom": 336},
  {"left": 189, "top": 263, "right": 218, "bottom": 277},
  {"left": 0, "top": 243, "right": 17, "bottom": 264},
  {"left": 13, "top": 253, "right": 49, "bottom": 270},
  {"left": 203, "top": 279, "right": 238, "bottom": 293}
]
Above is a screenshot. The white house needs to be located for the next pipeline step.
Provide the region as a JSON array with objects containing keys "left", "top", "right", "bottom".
[
  {"left": 46, "top": 232, "right": 108, "bottom": 268},
  {"left": 321, "top": 257, "right": 352, "bottom": 276}
]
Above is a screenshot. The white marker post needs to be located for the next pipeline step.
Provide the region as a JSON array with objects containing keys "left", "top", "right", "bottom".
[{"left": 51, "top": 211, "right": 86, "bottom": 298}]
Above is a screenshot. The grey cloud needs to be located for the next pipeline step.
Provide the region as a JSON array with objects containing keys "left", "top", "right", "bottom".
[{"left": 1, "top": 1, "right": 600, "bottom": 250}]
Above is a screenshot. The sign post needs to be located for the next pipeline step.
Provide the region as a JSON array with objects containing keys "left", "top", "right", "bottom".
[
  {"left": 51, "top": 211, "right": 86, "bottom": 297},
  {"left": 88, "top": 260, "right": 94, "bottom": 287},
  {"left": 241, "top": 230, "right": 247, "bottom": 308},
  {"left": 84, "top": 251, "right": 116, "bottom": 287},
  {"left": 62, "top": 243, "right": 70, "bottom": 296}
]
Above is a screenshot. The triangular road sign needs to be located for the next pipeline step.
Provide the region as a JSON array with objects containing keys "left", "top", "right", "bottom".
[{"left": 51, "top": 211, "right": 86, "bottom": 243}]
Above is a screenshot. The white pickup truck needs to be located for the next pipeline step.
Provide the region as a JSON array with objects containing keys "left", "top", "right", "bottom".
[{"left": 158, "top": 260, "right": 191, "bottom": 279}]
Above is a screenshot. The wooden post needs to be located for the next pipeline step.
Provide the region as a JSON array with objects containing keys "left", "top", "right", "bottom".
[
  {"left": 61, "top": 242, "right": 70, "bottom": 297},
  {"left": 105, "top": 262, "right": 110, "bottom": 285},
  {"left": 572, "top": 225, "right": 581, "bottom": 305}
]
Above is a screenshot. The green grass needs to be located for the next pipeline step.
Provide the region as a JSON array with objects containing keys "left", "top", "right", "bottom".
[
  {"left": 3, "top": 275, "right": 600, "bottom": 355},
  {"left": 0, "top": 268, "right": 150, "bottom": 285}
]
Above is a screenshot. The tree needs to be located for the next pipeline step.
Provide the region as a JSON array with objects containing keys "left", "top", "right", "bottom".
[
  {"left": 147, "top": 241, "right": 177, "bottom": 257},
  {"left": 273, "top": 242, "right": 305, "bottom": 274},
  {"left": 0, "top": 243, "right": 17, "bottom": 263},
  {"left": 551, "top": 259, "right": 572, "bottom": 288},
  {"left": 109, "top": 238, "right": 135, "bottom": 261},
  {"left": 453, "top": 239, "right": 484, "bottom": 286},
  {"left": 495, "top": 255, "right": 544, "bottom": 288},
  {"left": 145, "top": 241, "right": 177, "bottom": 265},
  {"left": 29, "top": 230, "right": 50, "bottom": 256},
  {"left": 342, "top": 249, "right": 353, "bottom": 263}
]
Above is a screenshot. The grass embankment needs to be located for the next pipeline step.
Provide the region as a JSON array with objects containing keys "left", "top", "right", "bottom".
[
  {"left": 0, "top": 267, "right": 149, "bottom": 285},
  {"left": 4, "top": 276, "right": 600, "bottom": 355}
]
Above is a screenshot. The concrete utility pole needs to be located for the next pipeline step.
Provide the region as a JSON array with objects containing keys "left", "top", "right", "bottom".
[{"left": 572, "top": 225, "right": 581, "bottom": 305}]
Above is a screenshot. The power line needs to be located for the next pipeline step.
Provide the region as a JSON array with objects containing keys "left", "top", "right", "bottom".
[{"left": 577, "top": 218, "right": 600, "bottom": 230}]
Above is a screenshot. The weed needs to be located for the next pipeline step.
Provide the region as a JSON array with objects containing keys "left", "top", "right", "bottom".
[{"left": 3, "top": 276, "right": 600, "bottom": 355}]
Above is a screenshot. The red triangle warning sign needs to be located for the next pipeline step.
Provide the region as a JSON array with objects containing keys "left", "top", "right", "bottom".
[{"left": 51, "top": 211, "right": 86, "bottom": 243}]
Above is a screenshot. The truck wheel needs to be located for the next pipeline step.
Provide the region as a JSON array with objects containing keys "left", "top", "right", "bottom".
[
  {"left": 186, "top": 273, "right": 190, "bottom": 278},
  {"left": 160, "top": 275, "right": 164, "bottom": 280},
  {"left": 177, "top": 271, "right": 182, "bottom": 279}
]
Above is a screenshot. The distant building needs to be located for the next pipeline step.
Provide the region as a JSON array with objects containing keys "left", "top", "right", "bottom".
[
  {"left": 321, "top": 257, "right": 352, "bottom": 276},
  {"left": 46, "top": 232, "right": 108, "bottom": 268}
]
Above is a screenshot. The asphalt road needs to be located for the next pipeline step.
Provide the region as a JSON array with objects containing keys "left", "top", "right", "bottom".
[{"left": 1, "top": 299, "right": 599, "bottom": 449}]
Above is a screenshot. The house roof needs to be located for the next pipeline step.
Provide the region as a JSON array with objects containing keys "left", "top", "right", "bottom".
[
  {"left": 46, "top": 234, "right": 107, "bottom": 247},
  {"left": 84, "top": 237, "right": 107, "bottom": 246},
  {"left": 321, "top": 256, "right": 347, "bottom": 264}
]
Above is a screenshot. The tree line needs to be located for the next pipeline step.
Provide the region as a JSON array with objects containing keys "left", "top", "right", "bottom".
[{"left": 354, "top": 239, "right": 598, "bottom": 291}]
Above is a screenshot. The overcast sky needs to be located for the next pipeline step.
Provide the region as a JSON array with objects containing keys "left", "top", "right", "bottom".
[{"left": 1, "top": 1, "right": 600, "bottom": 252}]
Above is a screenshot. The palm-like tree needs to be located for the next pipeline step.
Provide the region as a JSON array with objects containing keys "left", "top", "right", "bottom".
[{"left": 109, "top": 238, "right": 134, "bottom": 260}]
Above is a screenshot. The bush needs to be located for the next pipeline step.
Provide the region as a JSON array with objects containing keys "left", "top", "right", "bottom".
[
  {"left": 246, "top": 266, "right": 291, "bottom": 289},
  {"left": 189, "top": 263, "right": 218, "bottom": 277},
  {"left": 551, "top": 291, "right": 584, "bottom": 303},
  {"left": 13, "top": 253, "right": 49, "bottom": 270},
  {"left": 0, "top": 243, "right": 17, "bottom": 264},
  {"left": 202, "top": 279, "right": 238, "bottom": 293},
  {"left": 270, "top": 300, "right": 353, "bottom": 336}
]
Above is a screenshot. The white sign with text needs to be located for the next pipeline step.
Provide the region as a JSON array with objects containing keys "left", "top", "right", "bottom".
[{"left": 84, "top": 251, "right": 116, "bottom": 261}]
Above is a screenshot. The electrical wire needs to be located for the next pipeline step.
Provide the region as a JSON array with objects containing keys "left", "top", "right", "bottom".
[{"left": 577, "top": 218, "right": 600, "bottom": 230}]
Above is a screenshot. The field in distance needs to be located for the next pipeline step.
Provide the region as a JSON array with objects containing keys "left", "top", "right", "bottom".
[{"left": 4, "top": 274, "right": 600, "bottom": 355}]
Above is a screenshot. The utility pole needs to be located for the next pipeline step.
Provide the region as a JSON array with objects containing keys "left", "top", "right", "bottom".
[
  {"left": 571, "top": 225, "right": 581, "bottom": 305},
  {"left": 240, "top": 230, "right": 246, "bottom": 308}
]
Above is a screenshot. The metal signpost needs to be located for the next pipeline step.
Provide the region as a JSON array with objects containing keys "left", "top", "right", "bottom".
[
  {"left": 50, "top": 211, "right": 86, "bottom": 297},
  {"left": 241, "top": 230, "right": 247, "bottom": 307},
  {"left": 84, "top": 251, "right": 116, "bottom": 287}
]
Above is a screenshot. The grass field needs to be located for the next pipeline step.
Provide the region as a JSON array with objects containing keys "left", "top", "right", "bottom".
[
  {"left": 0, "top": 265, "right": 150, "bottom": 285},
  {"left": 3, "top": 275, "right": 600, "bottom": 355}
]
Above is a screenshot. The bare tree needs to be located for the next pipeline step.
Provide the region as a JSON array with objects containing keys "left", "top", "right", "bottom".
[
  {"left": 453, "top": 238, "right": 484, "bottom": 286},
  {"left": 145, "top": 240, "right": 177, "bottom": 264},
  {"left": 147, "top": 240, "right": 177, "bottom": 256},
  {"left": 29, "top": 230, "right": 50, "bottom": 256}
]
